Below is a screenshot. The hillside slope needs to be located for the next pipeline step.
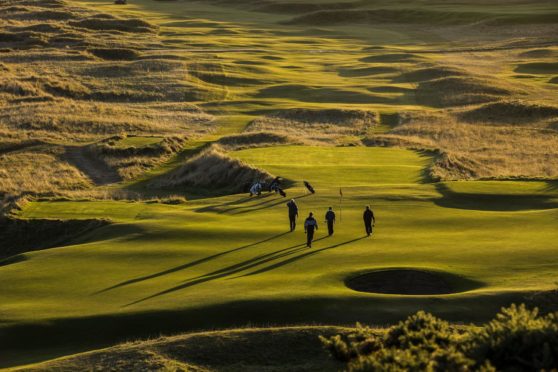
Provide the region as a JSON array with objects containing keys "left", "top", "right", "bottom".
[{"left": 16, "top": 326, "right": 350, "bottom": 371}]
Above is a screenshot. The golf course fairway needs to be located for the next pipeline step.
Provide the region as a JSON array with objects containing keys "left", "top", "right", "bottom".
[{"left": 2, "top": 146, "right": 558, "bottom": 367}]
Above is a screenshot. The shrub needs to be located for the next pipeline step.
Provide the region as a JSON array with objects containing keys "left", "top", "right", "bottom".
[
  {"left": 464, "top": 304, "right": 558, "bottom": 370},
  {"left": 319, "top": 323, "right": 381, "bottom": 362},
  {"left": 322, "top": 305, "right": 557, "bottom": 371},
  {"left": 384, "top": 311, "right": 457, "bottom": 351}
]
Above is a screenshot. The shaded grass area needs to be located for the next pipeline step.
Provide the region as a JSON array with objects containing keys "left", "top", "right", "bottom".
[
  {"left": 18, "top": 326, "right": 353, "bottom": 371},
  {"left": 0, "top": 217, "right": 110, "bottom": 260}
]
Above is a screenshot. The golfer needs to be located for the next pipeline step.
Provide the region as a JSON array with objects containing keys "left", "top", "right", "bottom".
[
  {"left": 304, "top": 212, "right": 318, "bottom": 247},
  {"left": 325, "top": 207, "right": 336, "bottom": 236},
  {"left": 363, "top": 205, "right": 375, "bottom": 237},
  {"left": 286, "top": 199, "right": 298, "bottom": 232}
]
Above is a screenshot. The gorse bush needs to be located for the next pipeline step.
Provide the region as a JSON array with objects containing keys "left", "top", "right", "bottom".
[
  {"left": 464, "top": 304, "right": 558, "bottom": 370},
  {"left": 322, "top": 304, "right": 558, "bottom": 371},
  {"left": 320, "top": 323, "right": 381, "bottom": 362}
]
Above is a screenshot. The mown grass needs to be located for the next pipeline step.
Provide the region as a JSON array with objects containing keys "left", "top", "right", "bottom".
[
  {"left": 2, "top": 146, "right": 558, "bottom": 367},
  {"left": 1, "top": 0, "right": 558, "bottom": 368}
]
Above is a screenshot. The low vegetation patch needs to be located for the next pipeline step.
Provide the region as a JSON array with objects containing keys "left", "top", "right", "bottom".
[
  {"left": 515, "top": 62, "right": 558, "bottom": 75},
  {"left": 322, "top": 304, "right": 558, "bottom": 371},
  {"left": 218, "top": 131, "right": 298, "bottom": 149},
  {"left": 394, "top": 66, "right": 466, "bottom": 83},
  {"left": 284, "top": 9, "right": 488, "bottom": 26},
  {"left": 89, "top": 136, "right": 186, "bottom": 180},
  {"left": 415, "top": 76, "right": 511, "bottom": 107},
  {"left": 87, "top": 48, "right": 141, "bottom": 61},
  {"left": 0, "top": 150, "right": 91, "bottom": 195},
  {"left": 68, "top": 17, "right": 157, "bottom": 33},
  {"left": 366, "top": 111, "right": 558, "bottom": 180},
  {"left": 246, "top": 108, "right": 377, "bottom": 144},
  {"left": 460, "top": 100, "right": 558, "bottom": 124}
]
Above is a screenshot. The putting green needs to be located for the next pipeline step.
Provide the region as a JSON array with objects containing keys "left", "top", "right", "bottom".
[{"left": 2, "top": 146, "right": 558, "bottom": 366}]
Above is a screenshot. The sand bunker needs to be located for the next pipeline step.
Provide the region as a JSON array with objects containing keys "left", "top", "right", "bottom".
[{"left": 345, "top": 268, "right": 483, "bottom": 295}]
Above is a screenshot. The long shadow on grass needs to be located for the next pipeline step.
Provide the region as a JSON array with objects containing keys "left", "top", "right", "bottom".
[
  {"left": 196, "top": 193, "right": 273, "bottom": 211},
  {"left": 434, "top": 183, "right": 558, "bottom": 211},
  {"left": 196, "top": 193, "right": 309, "bottom": 215},
  {"left": 544, "top": 180, "right": 558, "bottom": 192},
  {"left": 237, "top": 236, "right": 366, "bottom": 277},
  {"left": 125, "top": 236, "right": 362, "bottom": 307},
  {"left": 230, "top": 193, "right": 311, "bottom": 215},
  {"left": 95, "top": 231, "right": 290, "bottom": 295}
]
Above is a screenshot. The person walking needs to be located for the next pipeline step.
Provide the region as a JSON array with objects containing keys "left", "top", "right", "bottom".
[
  {"left": 325, "top": 207, "right": 336, "bottom": 236},
  {"left": 286, "top": 199, "right": 298, "bottom": 232},
  {"left": 249, "top": 181, "right": 262, "bottom": 196},
  {"left": 363, "top": 205, "right": 375, "bottom": 237},
  {"left": 304, "top": 212, "right": 318, "bottom": 247}
]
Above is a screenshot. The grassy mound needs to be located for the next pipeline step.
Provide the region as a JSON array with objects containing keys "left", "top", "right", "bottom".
[
  {"left": 69, "top": 17, "right": 157, "bottom": 33},
  {"left": 460, "top": 100, "right": 558, "bottom": 123},
  {"left": 394, "top": 66, "right": 466, "bottom": 83},
  {"left": 284, "top": 9, "right": 487, "bottom": 26},
  {"left": 518, "top": 49, "right": 556, "bottom": 58},
  {"left": 0, "top": 217, "right": 109, "bottom": 260},
  {"left": 14, "top": 9, "right": 76, "bottom": 21},
  {"left": 338, "top": 65, "right": 399, "bottom": 78},
  {"left": 246, "top": 108, "right": 377, "bottom": 143},
  {"left": 515, "top": 61, "right": 558, "bottom": 74},
  {"left": 89, "top": 136, "right": 186, "bottom": 180},
  {"left": 87, "top": 48, "right": 141, "bottom": 61},
  {"left": 218, "top": 131, "right": 297, "bottom": 149},
  {"left": 147, "top": 146, "right": 274, "bottom": 193},
  {"left": 415, "top": 76, "right": 511, "bottom": 107},
  {"left": 360, "top": 53, "right": 423, "bottom": 63},
  {"left": 20, "top": 326, "right": 350, "bottom": 371},
  {"left": 255, "top": 1, "right": 359, "bottom": 14},
  {"left": 256, "top": 84, "right": 392, "bottom": 104}
]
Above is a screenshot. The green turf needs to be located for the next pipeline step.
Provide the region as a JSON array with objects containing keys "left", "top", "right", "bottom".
[
  {"left": 2, "top": 146, "right": 558, "bottom": 367},
  {"left": 3, "top": 0, "right": 558, "bottom": 367}
]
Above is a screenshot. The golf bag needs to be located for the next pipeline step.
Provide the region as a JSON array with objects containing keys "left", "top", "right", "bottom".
[{"left": 303, "top": 181, "right": 315, "bottom": 194}]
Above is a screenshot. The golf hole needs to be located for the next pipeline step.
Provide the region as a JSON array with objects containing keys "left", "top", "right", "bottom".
[{"left": 345, "top": 269, "right": 484, "bottom": 295}]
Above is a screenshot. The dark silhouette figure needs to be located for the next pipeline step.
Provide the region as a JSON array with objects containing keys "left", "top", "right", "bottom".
[
  {"left": 363, "top": 205, "right": 375, "bottom": 237},
  {"left": 269, "top": 176, "right": 282, "bottom": 192},
  {"left": 304, "top": 212, "right": 318, "bottom": 247},
  {"left": 287, "top": 199, "right": 298, "bottom": 232},
  {"left": 303, "top": 181, "right": 315, "bottom": 194},
  {"left": 325, "top": 207, "right": 336, "bottom": 236}
]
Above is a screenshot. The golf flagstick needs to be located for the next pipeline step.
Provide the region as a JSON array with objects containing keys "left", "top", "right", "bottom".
[{"left": 339, "top": 188, "right": 343, "bottom": 222}]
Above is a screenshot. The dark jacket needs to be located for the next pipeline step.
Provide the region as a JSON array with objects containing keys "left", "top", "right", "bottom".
[
  {"left": 363, "top": 209, "right": 374, "bottom": 223},
  {"left": 304, "top": 217, "right": 318, "bottom": 231},
  {"left": 287, "top": 201, "right": 298, "bottom": 216},
  {"left": 325, "top": 210, "right": 335, "bottom": 222}
]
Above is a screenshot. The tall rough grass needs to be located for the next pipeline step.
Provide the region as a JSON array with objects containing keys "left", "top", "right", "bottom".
[
  {"left": 368, "top": 111, "right": 558, "bottom": 180},
  {"left": 148, "top": 145, "right": 273, "bottom": 193}
]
